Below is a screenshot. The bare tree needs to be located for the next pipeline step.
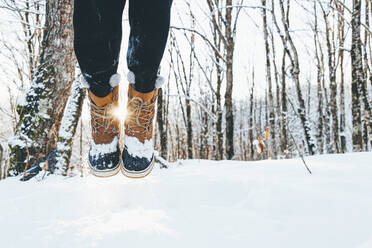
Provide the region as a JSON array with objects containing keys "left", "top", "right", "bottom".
[
  {"left": 272, "top": 0, "right": 317, "bottom": 155},
  {"left": 336, "top": 0, "right": 347, "bottom": 153},
  {"left": 261, "top": 0, "right": 277, "bottom": 158},
  {"left": 319, "top": 2, "right": 340, "bottom": 153},
  {"left": 351, "top": 0, "right": 366, "bottom": 151}
]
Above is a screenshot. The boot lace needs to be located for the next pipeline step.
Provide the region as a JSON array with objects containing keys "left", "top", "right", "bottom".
[
  {"left": 126, "top": 96, "right": 157, "bottom": 135},
  {"left": 90, "top": 100, "right": 119, "bottom": 135}
]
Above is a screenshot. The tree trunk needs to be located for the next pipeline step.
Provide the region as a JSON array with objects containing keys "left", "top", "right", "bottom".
[
  {"left": 322, "top": 7, "right": 340, "bottom": 153},
  {"left": 186, "top": 95, "right": 193, "bottom": 159},
  {"left": 337, "top": 1, "right": 347, "bottom": 153},
  {"left": 206, "top": 0, "right": 225, "bottom": 160},
  {"left": 262, "top": 0, "right": 277, "bottom": 158},
  {"left": 313, "top": 2, "right": 324, "bottom": 154},
  {"left": 216, "top": 77, "right": 224, "bottom": 159},
  {"left": 249, "top": 70, "right": 255, "bottom": 160},
  {"left": 362, "top": 0, "right": 372, "bottom": 148},
  {"left": 224, "top": 0, "right": 235, "bottom": 160},
  {"left": 0, "top": 144, "right": 3, "bottom": 180},
  {"left": 351, "top": 0, "right": 365, "bottom": 151},
  {"left": 157, "top": 88, "right": 168, "bottom": 159},
  {"left": 55, "top": 70, "right": 85, "bottom": 175},
  {"left": 280, "top": 51, "right": 288, "bottom": 156},
  {"left": 9, "top": 0, "right": 75, "bottom": 175},
  {"left": 271, "top": 22, "right": 282, "bottom": 156}
]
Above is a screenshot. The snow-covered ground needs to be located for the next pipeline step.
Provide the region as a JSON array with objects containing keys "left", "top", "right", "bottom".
[{"left": 1, "top": 152, "right": 372, "bottom": 248}]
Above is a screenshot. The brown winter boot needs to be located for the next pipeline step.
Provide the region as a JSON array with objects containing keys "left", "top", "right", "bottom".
[
  {"left": 88, "top": 76, "right": 121, "bottom": 177},
  {"left": 121, "top": 83, "right": 159, "bottom": 178}
]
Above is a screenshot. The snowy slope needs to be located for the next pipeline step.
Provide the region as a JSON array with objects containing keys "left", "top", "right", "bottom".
[{"left": 1, "top": 152, "right": 372, "bottom": 248}]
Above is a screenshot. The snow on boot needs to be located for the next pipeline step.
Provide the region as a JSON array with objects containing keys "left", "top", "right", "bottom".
[
  {"left": 121, "top": 72, "right": 163, "bottom": 178},
  {"left": 87, "top": 74, "right": 121, "bottom": 177}
]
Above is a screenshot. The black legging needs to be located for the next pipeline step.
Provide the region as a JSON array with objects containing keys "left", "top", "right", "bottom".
[{"left": 73, "top": 0, "right": 173, "bottom": 97}]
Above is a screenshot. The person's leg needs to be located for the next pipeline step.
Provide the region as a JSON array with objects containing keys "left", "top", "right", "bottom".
[
  {"left": 74, "top": 0, "right": 126, "bottom": 177},
  {"left": 74, "top": 0, "right": 126, "bottom": 97},
  {"left": 121, "top": 0, "right": 172, "bottom": 178},
  {"left": 127, "top": 0, "right": 173, "bottom": 93}
]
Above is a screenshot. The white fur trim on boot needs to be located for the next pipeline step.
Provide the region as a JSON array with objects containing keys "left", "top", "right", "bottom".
[
  {"left": 127, "top": 71, "right": 165, "bottom": 89},
  {"left": 155, "top": 76, "right": 165, "bottom": 89},
  {"left": 80, "top": 73, "right": 120, "bottom": 89},
  {"left": 127, "top": 71, "right": 136, "bottom": 85},
  {"left": 109, "top": 73, "right": 121, "bottom": 88}
]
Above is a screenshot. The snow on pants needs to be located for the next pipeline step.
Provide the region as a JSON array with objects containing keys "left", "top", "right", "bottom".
[{"left": 73, "top": 0, "right": 173, "bottom": 97}]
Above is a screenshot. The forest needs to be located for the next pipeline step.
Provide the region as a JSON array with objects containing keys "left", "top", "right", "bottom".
[{"left": 0, "top": 0, "right": 371, "bottom": 179}]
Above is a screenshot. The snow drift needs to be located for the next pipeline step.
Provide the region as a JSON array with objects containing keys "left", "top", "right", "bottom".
[{"left": 0, "top": 152, "right": 372, "bottom": 248}]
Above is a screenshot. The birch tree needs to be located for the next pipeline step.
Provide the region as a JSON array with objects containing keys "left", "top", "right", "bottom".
[
  {"left": 351, "top": 0, "right": 366, "bottom": 151},
  {"left": 272, "top": 0, "right": 317, "bottom": 155},
  {"left": 261, "top": 0, "right": 277, "bottom": 158}
]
